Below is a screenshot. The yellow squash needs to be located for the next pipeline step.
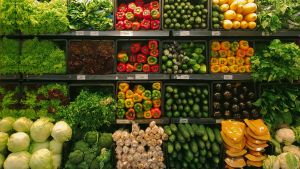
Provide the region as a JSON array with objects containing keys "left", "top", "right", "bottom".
[
  {"left": 225, "top": 157, "right": 246, "bottom": 168},
  {"left": 245, "top": 154, "right": 266, "bottom": 162},
  {"left": 243, "top": 3, "right": 257, "bottom": 15}
]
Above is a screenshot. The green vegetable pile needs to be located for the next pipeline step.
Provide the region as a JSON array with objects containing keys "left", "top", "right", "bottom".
[
  {"left": 68, "top": 0, "right": 113, "bottom": 30},
  {"left": 20, "top": 38, "right": 66, "bottom": 75},
  {"left": 161, "top": 41, "right": 207, "bottom": 74},
  {"left": 0, "top": 38, "right": 19, "bottom": 75},
  {"left": 253, "top": 85, "right": 300, "bottom": 132},
  {"left": 65, "top": 131, "right": 113, "bottom": 169},
  {"left": 258, "top": 0, "right": 300, "bottom": 33},
  {"left": 251, "top": 39, "right": 300, "bottom": 82},
  {"left": 0, "top": 0, "right": 69, "bottom": 34},
  {"left": 0, "top": 85, "right": 20, "bottom": 111},
  {"left": 164, "top": 124, "right": 222, "bottom": 169},
  {"left": 165, "top": 85, "right": 209, "bottom": 118},
  {"left": 58, "top": 90, "right": 116, "bottom": 132}
]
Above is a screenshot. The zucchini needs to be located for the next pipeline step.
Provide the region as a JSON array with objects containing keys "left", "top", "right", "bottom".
[
  {"left": 206, "top": 126, "right": 215, "bottom": 142},
  {"left": 191, "top": 140, "right": 198, "bottom": 153},
  {"left": 164, "top": 125, "right": 172, "bottom": 135},
  {"left": 185, "top": 123, "right": 195, "bottom": 137},
  {"left": 192, "top": 124, "right": 201, "bottom": 136},
  {"left": 214, "top": 127, "right": 223, "bottom": 144},
  {"left": 198, "top": 124, "right": 205, "bottom": 136},
  {"left": 175, "top": 141, "right": 181, "bottom": 151},
  {"left": 178, "top": 124, "right": 190, "bottom": 141},
  {"left": 205, "top": 141, "right": 211, "bottom": 150},
  {"left": 167, "top": 142, "right": 174, "bottom": 154},
  {"left": 198, "top": 140, "right": 205, "bottom": 149},
  {"left": 170, "top": 123, "right": 178, "bottom": 132},
  {"left": 212, "top": 142, "right": 220, "bottom": 155},
  {"left": 177, "top": 131, "right": 185, "bottom": 143}
]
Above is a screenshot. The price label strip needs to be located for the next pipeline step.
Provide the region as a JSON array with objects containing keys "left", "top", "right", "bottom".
[
  {"left": 120, "top": 31, "right": 133, "bottom": 36},
  {"left": 212, "top": 31, "right": 221, "bottom": 36},
  {"left": 75, "top": 31, "right": 85, "bottom": 36},
  {"left": 223, "top": 75, "right": 233, "bottom": 80},
  {"left": 76, "top": 75, "right": 86, "bottom": 80},
  {"left": 216, "top": 119, "right": 223, "bottom": 124},
  {"left": 180, "top": 31, "right": 190, "bottom": 36},
  {"left": 116, "top": 119, "right": 131, "bottom": 124},
  {"left": 135, "top": 74, "right": 148, "bottom": 80},
  {"left": 179, "top": 118, "right": 189, "bottom": 123},
  {"left": 90, "top": 31, "right": 99, "bottom": 36},
  {"left": 176, "top": 75, "right": 190, "bottom": 79}
]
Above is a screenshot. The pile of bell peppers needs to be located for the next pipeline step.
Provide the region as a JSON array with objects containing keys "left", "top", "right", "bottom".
[
  {"left": 117, "top": 82, "right": 162, "bottom": 120},
  {"left": 117, "top": 40, "right": 159, "bottom": 73},
  {"left": 210, "top": 40, "right": 253, "bottom": 73},
  {"left": 116, "top": 0, "right": 160, "bottom": 30}
]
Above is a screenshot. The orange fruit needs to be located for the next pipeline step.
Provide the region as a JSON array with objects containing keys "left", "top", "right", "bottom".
[
  {"left": 233, "top": 21, "right": 241, "bottom": 29},
  {"left": 240, "top": 21, "right": 248, "bottom": 29},
  {"left": 234, "top": 14, "right": 243, "bottom": 21},
  {"left": 223, "top": 20, "right": 233, "bottom": 30},
  {"left": 224, "top": 10, "right": 237, "bottom": 20},
  {"left": 248, "top": 22, "right": 256, "bottom": 29}
]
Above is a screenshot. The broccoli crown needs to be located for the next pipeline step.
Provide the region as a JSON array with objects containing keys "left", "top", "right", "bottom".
[
  {"left": 98, "top": 148, "right": 112, "bottom": 169},
  {"left": 69, "top": 150, "right": 84, "bottom": 164},
  {"left": 98, "top": 133, "right": 113, "bottom": 150},
  {"left": 73, "top": 140, "right": 89, "bottom": 152},
  {"left": 78, "top": 161, "right": 89, "bottom": 169},
  {"left": 84, "top": 131, "right": 99, "bottom": 145}
]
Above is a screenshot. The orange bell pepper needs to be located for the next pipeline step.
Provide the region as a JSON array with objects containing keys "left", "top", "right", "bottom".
[
  {"left": 211, "top": 58, "right": 219, "bottom": 65},
  {"left": 236, "top": 57, "right": 245, "bottom": 66},
  {"left": 133, "top": 85, "right": 145, "bottom": 94},
  {"left": 219, "top": 50, "right": 228, "bottom": 58},
  {"left": 152, "top": 99, "right": 161, "bottom": 108},
  {"left": 212, "top": 41, "right": 221, "bottom": 51},
  {"left": 119, "top": 82, "right": 129, "bottom": 92},
  {"left": 238, "top": 66, "right": 246, "bottom": 73},
  {"left": 126, "top": 90, "right": 134, "bottom": 99},
  {"left": 229, "top": 65, "right": 239, "bottom": 73},
  {"left": 219, "top": 58, "right": 228, "bottom": 66},
  {"left": 246, "top": 47, "right": 254, "bottom": 57},
  {"left": 221, "top": 66, "right": 230, "bottom": 73},
  {"left": 144, "top": 110, "right": 152, "bottom": 118},
  {"left": 227, "top": 57, "right": 236, "bottom": 66},
  {"left": 221, "top": 41, "right": 231, "bottom": 50},
  {"left": 132, "top": 93, "right": 143, "bottom": 103},
  {"left": 227, "top": 50, "right": 234, "bottom": 57},
  {"left": 245, "top": 57, "right": 251, "bottom": 65},
  {"left": 245, "top": 65, "right": 251, "bottom": 72},
  {"left": 236, "top": 49, "right": 246, "bottom": 57},
  {"left": 211, "top": 65, "right": 221, "bottom": 73},
  {"left": 239, "top": 40, "right": 249, "bottom": 50}
]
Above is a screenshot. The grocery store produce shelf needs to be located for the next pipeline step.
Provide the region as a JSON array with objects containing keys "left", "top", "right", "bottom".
[
  {"left": 116, "top": 117, "right": 170, "bottom": 124},
  {"left": 0, "top": 75, "right": 21, "bottom": 80},
  {"left": 171, "top": 73, "right": 252, "bottom": 80},
  {"left": 171, "top": 118, "right": 218, "bottom": 124}
]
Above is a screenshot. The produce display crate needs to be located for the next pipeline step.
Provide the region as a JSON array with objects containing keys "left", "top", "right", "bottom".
[
  {"left": 69, "top": 83, "right": 115, "bottom": 101},
  {"left": 115, "top": 39, "right": 162, "bottom": 73},
  {"left": 0, "top": 82, "right": 21, "bottom": 110},
  {"left": 211, "top": 81, "right": 259, "bottom": 120},
  {"left": 161, "top": 40, "right": 208, "bottom": 74},
  {"left": 114, "top": 0, "right": 163, "bottom": 30},
  {"left": 163, "top": 82, "right": 210, "bottom": 118},
  {"left": 162, "top": 0, "right": 209, "bottom": 30}
]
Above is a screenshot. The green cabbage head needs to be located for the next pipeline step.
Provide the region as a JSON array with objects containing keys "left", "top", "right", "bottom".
[
  {"left": 0, "top": 132, "right": 9, "bottom": 152},
  {"left": 0, "top": 117, "right": 15, "bottom": 132},
  {"left": 13, "top": 117, "right": 33, "bottom": 133},
  {"left": 3, "top": 151, "right": 31, "bottom": 169},
  {"left": 29, "top": 149, "right": 53, "bottom": 169},
  {"left": 51, "top": 121, "right": 72, "bottom": 143},
  {"left": 30, "top": 141, "right": 50, "bottom": 153},
  {"left": 7, "top": 132, "right": 30, "bottom": 153},
  {"left": 30, "top": 118, "right": 53, "bottom": 142}
]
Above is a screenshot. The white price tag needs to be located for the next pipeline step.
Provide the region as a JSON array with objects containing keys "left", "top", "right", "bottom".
[
  {"left": 216, "top": 119, "right": 222, "bottom": 124},
  {"left": 176, "top": 75, "right": 190, "bottom": 79},
  {"left": 212, "top": 31, "right": 221, "bottom": 36},
  {"left": 117, "top": 119, "right": 130, "bottom": 124},
  {"left": 180, "top": 31, "right": 190, "bottom": 36},
  {"left": 127, "top": 76, "right": 134, "bottom": 80},
  {"left": 261, "top": 32, "right": 269, "bottom": 36},
  {"left": 76, "top": 75, "right": 86, "bottom": 80},
  {"left": 135, "top": 74, "right": 148, "bottom": 80},
  {"left": 179, "top": 118, "right": 189, "bottom": 123},
  {"left": 75, "top": 31, "right": 84, "bottom": 36},
  {"left": 223, "top": 75, "right": 233, "bottom": 80},
  {"left": 120, "top": 31, "right": 133, "bottom": 36},
  {"left": 90, "top": 31, "right": 99, "bottom": 36}
]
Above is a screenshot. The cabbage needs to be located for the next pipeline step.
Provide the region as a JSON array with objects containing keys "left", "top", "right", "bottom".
[
  {"left": 52, "top": 154, "right": 62, "bottom": 169},
  {"left": 3, "top": 151, "right": 31, "bottom": 169},
  {"left": 0, "top": 117, "right": 15, "bottom": 132},
  {"left": 13, "top": 117, "right": 33, "bottom": 133},
  {"left": 30, "top": 118, "right": 53, "bottom": 142},
  {"left": 29, "top": 149, "right": 53, "bottom": 169},
  {"left": 0, "top": 154, "right": 4, "bottom": 169},
  {"left": 49, "top": 140, "right": 63, "bottom": 154},
  {"left": 51, "top": 121, "right": 72, "bottom": 143},
  {"left": 30, "top": 141, "right": 50, "bottom": 153},
  {"left": 7, "top": 132, "right": 30, "bottom": 153},
  {"left": 0, "top": 132, "right": 8, "bottom": 152}
]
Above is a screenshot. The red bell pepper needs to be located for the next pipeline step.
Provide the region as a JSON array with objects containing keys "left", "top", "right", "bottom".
[
  {"left": 117, "top": 63, "right": 126, "bottom": 72},
  {"left": 143, "top": 3, "right": 150, "bottom": 10},
  {"left": 118, "top": 4, "right": 128, "bottom": 12},
  {"left": 150, "top": 9, "right": 160, "bottom": 20},
  {"left": 151, "top": 108, "right": 161, "bottom": 118},
  {"left": 143, "top": 9, "right": 151, "bottom": 20},
  {"left": 130, "top": 43, "right": 141, "bottom": 54},
  {"left": 134, "top": 63, "right": 143, "bottom": 72},
  {"left": 151, "top": 20, "right": 160, "bottom": 30},
  {"left": 129, "top": 55, "right": 137, "bottom": 63},
  {"left": 124, "top": 20, "right": 133, "bottom": 29},
  {"left": 126, "top": 63, "right": 134, "bottom": 72},
  {"left": 148, "top": 40, "right": 158, "bottom": 50},
  {"left": 125, "top": 12, "right": 135, "bottom": 21},
  {"left": 126, "top": 108, "right": 135, "bottom": 120},
  {"left": 134, "top": 6, "right": 143, "bottom": 18},
  {"left": 116, "top": 21, "right": 125, "bottom": 30},
  {"left": 150, "top": 1, "right": 159, "bottom": 10},
  {"left": 135, "top": 0, "right": 144, "bottom": 7},
  {"left": 137, "top": 54, "right": 147, "bottom": 63},
  {"left": 150, "top": 49, "right": 159, "bottom": 57},
  {"left": 116, "top": 12, "right": 125, "bottom": 21},
  {"left": 151, "top": 64, "right": 159, "bottom": 72},
  {"left": 142, "top": 64, "right": 151, "bottom": 72},
  {"left": 132, "top": 22, "right": 141, "bottom": 31},
  {"left": 141, "top": 45, "right": 150, "bottom": 55},
  {"left": 141, "top": 19, "right": 151, "bottom": 30},
  {"left": 127, "top": 2, "right": 136, "bottom": 12}
]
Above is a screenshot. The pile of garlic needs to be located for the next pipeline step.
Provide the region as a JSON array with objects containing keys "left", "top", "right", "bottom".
[{"left": 113, "top": 121, "right": 168, "bottom": 169}]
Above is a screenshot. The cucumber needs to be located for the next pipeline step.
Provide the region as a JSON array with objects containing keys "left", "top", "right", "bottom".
[
  {"left": 185, "top": 123, "right": 195, "bottom": 137},
  {"left": 212, "top": 142, "right": 220, "bottom": 155},
  {"left": 192, "top": 124, "right": 201, "bottom": 136},
  {"left": 163, "top": 126, "right": 172, "bottom": 135},
  {"left": 175, "top": 141, "right": 181, "bottom": 151},
  {"left": 179, "top": 124, "right": 190, "bottom": 141},
  {"left": 200, "top": 149, "right": 206, "bottom": 156},
  {"left": 205, "top": 141, "right": 211, "bottom": 150},
  {"left": 198, "top": 140, "right": 205, "bottom": 149},
  {"left": 183, "top": 143, "right": 189, "bottom": 151},
  {"left": 213, "top": 157, "right": 220, "bottom": 164},
  {"left": 170, "top": 123, "right": 178, "bottom": 132},
  {"left": 177, "top": 131, "right": 185, "bottom": 143},
  {"left": 206, "top": 126, "right": 215, "bottom": 142},
  {"left": 191, "top": 140, "right": 198, "bottom": 153},
  {"left": 198, "top": 124, "right": 205, "bottom": 136},
  {"left": 214, "top": 127, "right": 223, "bottom": 144},
  {"left": 200, "top": 125, "right": 208, "bottom": 141},
  {"left": 169, "top": 134, "right": 176, "bottom": 142},
  {"left": 172, "top": 151, "right": 177, "bottom": 158},
  {"left": 207, "top": 151, "right": 212, "bottom": 158},
  {"left": 167, "top": 142, "right": 174, "bottom": 154}
]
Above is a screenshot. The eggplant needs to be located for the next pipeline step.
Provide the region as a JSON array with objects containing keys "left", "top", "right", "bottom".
[
  {"left": 213, "top": 102, "right": 221, "bottom": 110},
  {"left": 223, "top": 102, "right": 230, "bottom": 109},
  {"left": 251, "top": 109, "right": 259, "bottom": 119},
  {"left": 242, "top": 110, "right": 250, "bottom": 119},
  {"left": 215, "top": 84, "right": 222, "bottom": 92},
  {"left": 224, "top": 110, "right": 232, "bottom": 119},
  {"left": 242, "top": 86, "right": 248, "bottom": 94},
  {"left": 239, "top": 94, "right": 245, "bottom": 101},
  {"left": 239, "top": 102, "right": 246, "bottom": 110},
  {"left": 226, "top": 83, "right": 232, "bottom": 90},
  {"left": 246, "top": 101, "right": 252, "bottom": 109},
  {"left": 232, "top": 97, "right": 239, "bottom": 104},
  {"left": 233, "top": 88, "right": 239, "bottom": 96},
  {"left": 214, "top": 93, "right": 221, "bottom": 101},
  {"left": 223, "top": 91, "right": 232, "bottom": 100},
  {"left": 233, "top": 113, "right": 242, "bottom": 120},
  {"left": 214, "top": 111, "right": 222, "bottom": 118},
  {"left": 248, "top": 92, "right": 255, "bottom": 100},
  {"left": 232, "top": 104, "right": 240, "bottom": 113}
]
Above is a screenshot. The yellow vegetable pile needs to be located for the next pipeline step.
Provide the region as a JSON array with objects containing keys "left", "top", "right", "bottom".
[
  {"left": 213, "top": 0, "right": 258, "bottom": 30},
  {"left": 221, "top": 119, "right": 270, "bottom": 168}
]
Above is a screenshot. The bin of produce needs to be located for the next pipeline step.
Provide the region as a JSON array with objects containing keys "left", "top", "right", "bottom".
[
  {"left": 0, "top": 38, "right": 20, "bottom": 75},
  {"left": 0, "top": 83, "right": 21, "bottom": 112}
]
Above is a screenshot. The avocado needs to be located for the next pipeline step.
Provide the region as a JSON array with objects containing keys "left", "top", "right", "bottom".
[
  {"left": 214, "top": 93, "right": 221, "bottom": 101},
  {"left": 239, "top": 93, "right": 245, "bottom": 101},
  {"left": 232, "top": 104, "right": 240, "bottom": 113},
  {"left": 248, "top": 92, "right": 255, "bottom": 100},
  {"left": 223, "top": 101, "right": 230, "bottom": 109},
  {"left": 239, "top": 102, "right": 246, "bottom": 110},
  {"left": 215, "top": 84, "right": 222, "bottom": 92},
  {"left": 246, "top": 101, "right": 252, "bottom": 109},
  {"left": 213, "top": 102, "right": 221, "bottom": 110},
  {"left": 224, "top": 91, "right": 232, "bottom": 100},
  {"left": 242, "top": 86, "right": 248, "bottom": 94},
  {"left": 225, "top": 83, "right": 232, "bottom": 90},
  {"left": 232, "top": 97, "right": 239, "bottom": 103}
]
